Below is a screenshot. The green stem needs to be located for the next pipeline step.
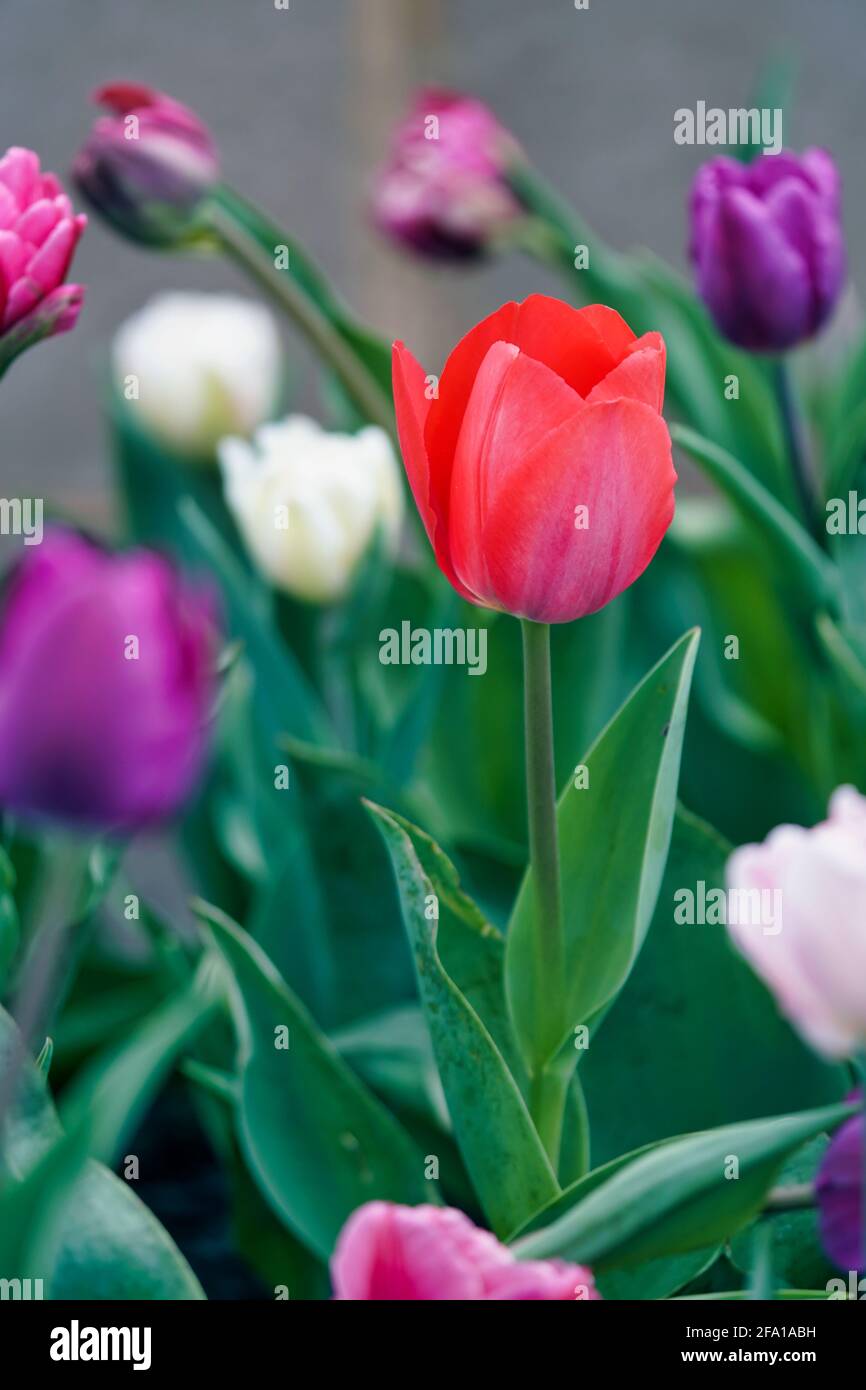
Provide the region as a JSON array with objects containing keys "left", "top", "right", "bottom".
[
  {"left": 521, "top": 619, "right": 566, "bottom": 1152},
  {"left": 774, "top": 359, "right": 820, "bottom": 540},
  {"left": 204, "top": 200, "right": 396, "bottom": 442}
]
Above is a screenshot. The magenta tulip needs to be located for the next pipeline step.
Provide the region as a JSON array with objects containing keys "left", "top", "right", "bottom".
[
  {"left": 0, "top": 147, "right": 86, "bottom": 374},
  {"left": 331, "top": 1201, "right": 599, "bottom": 1301},
  {"left": 0, "top": 529, "right": 218, "bottom": 830},
  {"left": 73, "top": 82, "right": 218, "bottom": 247},
  {"left": 374, "top": 88, "right": 521, "bottom": 260}
]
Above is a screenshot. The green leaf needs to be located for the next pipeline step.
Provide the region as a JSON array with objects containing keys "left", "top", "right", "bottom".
[
  {"left": 0, "top": 1005, "right": 204, "bottom": 1299},
  {"left": 512, "top": 1101, "right": 854, "bottom": 1271},
  {"left": 596, "top": 1246, "right": 720, "bottom": 1301},
  {"left": 210, "top": 185, "right": 393, "bottom": 399},
  {"left": 368, "top": 804, "right": 560, "bottom": 1238},
  {"left": 0, "top": 843, "right": 19, "bottom": 989},
  {"left": 580, "top": 808, "right": 846, "bottom": 1162},
  {"left": 197, "top": 900, "right": 428, "bottom": 1260},
  {"left": 506, "top": 628, "right": 700, "bottom": 1068},
  {"left": 729, "top": 1138, "right": 838, "bottom": 1291},
  {"left": 177, "top": 495, "right": 331, "bottom": 745},
  {"left": 60, "top": 970, "right": 217, "bottom": 1166},
  {"left": 672, "top": 424, "right": 840, "bottom": 612}
]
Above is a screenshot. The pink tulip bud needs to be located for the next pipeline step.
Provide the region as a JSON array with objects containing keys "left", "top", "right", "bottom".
[
  {"left": 0, "top": 147, "right": 86, "bottom": 374},
  {"left": 73, "top": 82, "right": 219, "bottom": 247},
  {"left": 373, "top": 88, "right": 522, "bottom": 260},
  {"left": 331, "top": 1201, "right": 600, "bottom": 1300}
]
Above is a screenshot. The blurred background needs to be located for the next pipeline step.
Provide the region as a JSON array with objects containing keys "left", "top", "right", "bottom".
[{"left": 0, "top": 0, "right": 860, "bottom": 516}]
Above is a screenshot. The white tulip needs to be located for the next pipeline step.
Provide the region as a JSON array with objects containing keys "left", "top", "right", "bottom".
[
  {"left": 113, "top": 292, "right": 282, "bottom": 458},
  {"left": 219, "top": 415, "right": 404, "bottom": 603}
]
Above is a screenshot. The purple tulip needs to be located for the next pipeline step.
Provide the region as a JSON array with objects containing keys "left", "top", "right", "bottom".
[
  {"left": 0, "top": 147, "right": 86, "bottom": 375},
  {"left": 373, "top": 88, "right": 522, "bottom": 260},
  {"left": 816, "top": 1101, "right": 864, "bottom": 1274},
  {"left": 689, "top": 149, "right": 846, "bottom": 352},
  {"left": 73, "top": 82, "right": 219, "bottom": 247},
  {"left": 0, "top": 529, "right": 218, "bottom": 831}
]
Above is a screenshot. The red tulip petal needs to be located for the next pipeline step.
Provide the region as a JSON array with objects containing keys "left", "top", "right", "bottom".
[
  {"left": 425, "top": 297, "right": 636, "bottom": 494},
  {"left": 392, "top": 339, "right": 479, "bottom": 603},
  {"left": 449, "top": 342, "right": 583, "bottom": 600},
  {"left": 483, "top": 399, "right": 676, "bottom": 623},
  {"left": 509, "top": 296, "right": 635, "bottom": 396},
  {"left": 424, "top": 300, "right": 522, "bottom": 486},
  {"left": 586, "top": 332, "right": 666, "bottom": 412}
]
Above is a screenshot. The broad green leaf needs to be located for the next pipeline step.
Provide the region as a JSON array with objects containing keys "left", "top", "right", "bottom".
[
  {"left": 368, "top": 804, "right": 560, "bottom": 1238},
  {"left": 0, "top": 1006, "right": 203, "bottom": 1299},
  {"left": 198, "top": 901, "right": 428, "bottom": 1260},
  {"left": 60, "top": 970, "right": 217, "bottom": 1166},
  {"left": 597, "top": 1246, "right": 720, "bottom": 1301},
  {"left": 512, "top": 1101, "right": 854, "bottom": 1271},
  {"left": 672, "top": 424, "right": 840, "bottom": 612},
  {"left": 506, "top": 628, "right": 700, "bottom": 1068},
  {"left": 581, "top": 808, "right": 846, "bottom": 1162}
]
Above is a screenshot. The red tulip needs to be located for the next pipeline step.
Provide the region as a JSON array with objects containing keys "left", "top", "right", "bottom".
[{"left": 392, "top": 295, "right": 676, "bottom": 623}]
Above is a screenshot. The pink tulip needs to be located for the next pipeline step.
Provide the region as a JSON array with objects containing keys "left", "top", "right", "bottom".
[
  {"left": 726, "top": 786, "right": 866, "bottom": 1058},
  {"left": 331, "top": 1202, "right": 599, "bottom": 1301},
  {"left": 0, "top": 147, "right": 86, "bottom": 372},
  {"left": 374, "top": 88, "right": 522, "bottom": 260},
  {"left": 73, "top": 82, "right": 218, "bottom": 247}
]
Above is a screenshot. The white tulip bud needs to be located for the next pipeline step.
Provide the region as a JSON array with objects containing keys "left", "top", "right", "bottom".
[
  {"left": 112, "top": 292, "right": 282, "bottom": 458},
  {"left": 219, "top": 415, "right": 404, "bottom": 603}
]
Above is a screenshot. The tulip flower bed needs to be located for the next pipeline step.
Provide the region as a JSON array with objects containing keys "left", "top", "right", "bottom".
[{"left": 0, "top": 77, "right": 864, "bottom": 1307}]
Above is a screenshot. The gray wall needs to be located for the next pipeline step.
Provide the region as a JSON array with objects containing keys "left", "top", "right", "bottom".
[{"left": 0, "top": 0, "right": 859, "bottom": 518}]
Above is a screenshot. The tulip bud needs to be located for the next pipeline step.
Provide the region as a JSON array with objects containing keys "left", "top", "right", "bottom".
[
  {"left": 113, "top": 292, "right": 282, "bottom": 459},
  {"left": 373, "top": 88, "right": 522, "bottom": 260},
  {"left": 219, "top": 415, "right": 404, "bottom": 604},
  {"left": 816, "top": 1103, "right": 864, "bottom": 1274},
  {"left": 689, "top": 149, "right": 846, "bottom": 352},
  {"left": 392, "top": 295, "right": 676, "bottom": 623},
  {"left": 73, "top": 82, "right": 219, "bottom": 247},
  {"left": 331, "top": 1201, "right": 600, "bottom": 1300},
  {"left": 0, "top": 147, "right": 86, "bottom": 375},
  {"left": 0, "top": 529, "right": 218, "bottom": 830},
  {"left": 726, "top": 786, "right": 866, "bottom": 1058}
]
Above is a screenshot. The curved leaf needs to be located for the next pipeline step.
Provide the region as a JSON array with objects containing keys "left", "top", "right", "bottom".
[
  {"left": 513, "top": 1101, "right": 854, "bottom": 1271},
  {"left": 198, "top": 901, "right": 428, "bottom": 1260},
  {"left": 506, "top": 628, "right": 700, "bottom": 1068},
  {"left": 368, "top": 805, "right": 560, "bottom": 1238}
]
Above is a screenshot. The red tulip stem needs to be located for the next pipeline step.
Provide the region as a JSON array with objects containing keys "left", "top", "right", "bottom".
[{"left": 521, "top": 619, "right": 566, "bottom": 1152}]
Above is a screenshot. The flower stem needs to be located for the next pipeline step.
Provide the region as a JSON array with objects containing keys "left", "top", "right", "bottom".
[
  {"left": 774, "top": 359, "right": 820, "bottom": 540},
  {"left": 204, "top": 200, "right": 396, "bottom": 442},
  {"left": 521, "top": 619, "right": 566, "bottom": 1153}
]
